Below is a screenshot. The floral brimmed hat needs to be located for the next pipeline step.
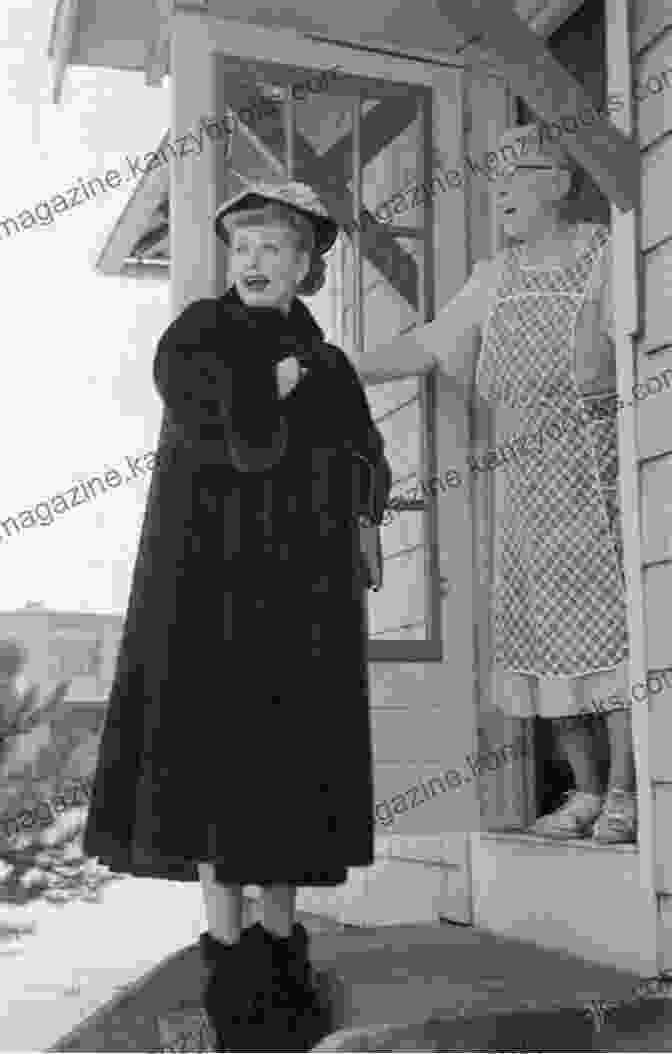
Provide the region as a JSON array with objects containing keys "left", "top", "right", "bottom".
[{"left": 214, "top": 181, "right": 339, "bottom": 254}]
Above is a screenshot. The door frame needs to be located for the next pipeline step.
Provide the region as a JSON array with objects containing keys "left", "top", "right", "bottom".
[
  {"left": 468, "top": 0, "right": 657, "bottom": 966},
  {"left": 605, "top": 0, "right": 657, "bottom": 963},
  {"left": 168, "top": 10, "right": 439, "bottom": 321}
]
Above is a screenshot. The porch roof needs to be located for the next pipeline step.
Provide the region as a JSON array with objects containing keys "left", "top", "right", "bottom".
[
  {"left": 48, "top": 0, "right": 579, "bottom": 86},
  {"left": 49, "top": 0, "right": 641, "bottom": 277}
]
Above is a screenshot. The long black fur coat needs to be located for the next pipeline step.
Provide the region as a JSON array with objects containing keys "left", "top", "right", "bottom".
[{"left": 83, "top": 285, "right": 391, "bottom": 885}]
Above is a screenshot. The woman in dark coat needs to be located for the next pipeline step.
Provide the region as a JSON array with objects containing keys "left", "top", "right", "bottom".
[{"left": 82, "top": 182, "right": 391, "bottom": 1051}]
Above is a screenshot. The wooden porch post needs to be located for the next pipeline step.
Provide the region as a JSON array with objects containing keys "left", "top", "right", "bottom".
[
  {"left": 169, "top": 13, "right": 218, "bottom": 314},
  {"left": 605, "top": 0, "right": 658, "bottom": 971}
]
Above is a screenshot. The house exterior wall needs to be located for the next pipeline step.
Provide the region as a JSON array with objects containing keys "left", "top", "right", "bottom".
[
  {"left": 631, "top": 2, "right": 672, "bottom": 967},
  {"left": 296, "top": 69, "right": 482, "bottom": 927}
]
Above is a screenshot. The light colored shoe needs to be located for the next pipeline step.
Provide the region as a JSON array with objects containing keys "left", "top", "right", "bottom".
[
  {"left": 528, "top": 791, "right": 603, "bottom": 839},
  {"left": 592, "top": 788, "right": 637, "bottom": 844}
]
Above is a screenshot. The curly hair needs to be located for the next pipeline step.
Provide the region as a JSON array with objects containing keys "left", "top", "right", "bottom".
[
  {"left": 220, "top": 202, "right": 328, "bottom": 296},
  {"left": 500, "top": 127, "right": 588, "bottom": 248},
  {"left": 297, "top": 253, "right": 327, "bottom": 296}
]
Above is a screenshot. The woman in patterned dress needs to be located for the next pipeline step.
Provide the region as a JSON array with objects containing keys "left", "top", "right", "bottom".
[{"left": 361, "top": 122, "right": 636, "bottom": 844}]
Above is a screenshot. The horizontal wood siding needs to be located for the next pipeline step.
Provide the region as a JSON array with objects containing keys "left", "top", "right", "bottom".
[
  {"left": 656, "top": 893, "right": 672, "bottom": 970},
  {"left": 654, "top": 785, "right": 672, "bottom": 892},
  {"left": 648, "top": 677, "right": 672, "bottom": 783},
  {"left": 638, "top": 240, "right": 672, "bottom": 353},
  {"left": 635, "top": 27, "right": 672, "bottom": 150},
  {"left": 642, "top": 563, "right": 672, "bottom": 670},
  {"left": 370, "top": 703, "right": 461, "bottom": 765},
  {"left": 637, "top": 347, "right": 672, "bottom": 459},
  {"left": 642, "top": 134, "right": 672, "bottom": 249},
  {"left": 640, "top": 455, "right": 672, "bottom": 564},
  {"left": 634, "top": 10, "right": 672, "bottom": 903}
]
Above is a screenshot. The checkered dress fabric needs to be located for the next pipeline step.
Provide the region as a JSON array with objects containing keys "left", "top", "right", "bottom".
[{"left": 476, "top": 225, "right": 628, "bottom": 681}]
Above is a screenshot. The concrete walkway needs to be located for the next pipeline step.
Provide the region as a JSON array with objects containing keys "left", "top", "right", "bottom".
[
  {"left": 0, "top": 876, "right": 206, "bottom": 1052},
  {"left": 1, "top": 874, "right": 669, "bottom": 1052}
]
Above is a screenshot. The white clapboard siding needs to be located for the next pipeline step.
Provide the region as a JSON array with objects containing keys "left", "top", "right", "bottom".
[
  {"left": 657, "top": 894, "right": 672, "bottom": 970},
  {"left": 371, "top": 703, "right": 462, "bottom": 767},
  {"left": 642, "top": 134, "right": 672, "bottom": 250},
  {"left": 641, "top": 455, "right": 672, "bottom": 564},
  {"left": 635, "top": 29, "right": 672, "bottom": 150},
  {"left": 648, "top": 683, "right": 672, "bottom": 784},
  {"left": 638, "top": 239, "right": 672, "bottom": 353},
  {"left": 642, "top": 563, "right": 672, "bottom": 671},
  {"left": 637, "top": 347, "right": 672, "bottom": 459},
  {"left": 654, "top": 784, "right": 672, "bottom": 892},
  {"left": 634, "top": 12, "right": 672, "bottom": 889},
  {"left": 630, "top": 1, "right": 672, "bottom": 947}
]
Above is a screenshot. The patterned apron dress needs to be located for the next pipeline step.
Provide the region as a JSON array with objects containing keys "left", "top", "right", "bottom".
[{"left": 476, "top": 224, "right": 629, "bottom": 719}]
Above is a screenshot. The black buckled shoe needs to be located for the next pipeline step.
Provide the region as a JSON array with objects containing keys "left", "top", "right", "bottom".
[
  {"left": 268, "top": 922, "right": 334, "bottom": 1052},
  {"left": 200, "top": 923, "right": 334, "bottom": 1052},
  {"left": 200, "top": 929, "right": 273, "bottom": 1052}
]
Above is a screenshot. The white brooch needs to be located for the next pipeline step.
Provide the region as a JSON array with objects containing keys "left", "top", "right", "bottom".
[{"left": 276, "top": 356, "right": 306, "bottom": 398}]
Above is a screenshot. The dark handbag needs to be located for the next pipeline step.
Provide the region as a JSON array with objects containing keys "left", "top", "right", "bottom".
[
  {"left": 358, "top": 517, "right": 384, "bottom": 591},
  {"left": 351, "top": 451, "right": 388, "bottom": 591}
]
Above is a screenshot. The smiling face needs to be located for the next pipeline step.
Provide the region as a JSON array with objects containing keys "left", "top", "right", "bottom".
[
  {"left": 228, "top": 223, "right": 309, "bottom": 311},
  {"left": 492, "top": 125, "right": 573, "bottom": 242},
  {"left": 494, "top": 161, "right": 572, "bottom": 241}
]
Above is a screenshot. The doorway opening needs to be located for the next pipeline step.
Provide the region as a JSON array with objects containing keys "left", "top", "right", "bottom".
[
  {"left": 215, "top": 59, "right": 442, "bottom": 661},
  {"left": 516, "top": 0, "right": 614, "bottom": 823}
]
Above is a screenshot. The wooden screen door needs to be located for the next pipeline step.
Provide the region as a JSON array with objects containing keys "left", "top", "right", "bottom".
[{"left": 167, "top": 10, "right": 480, "bottom": 924}]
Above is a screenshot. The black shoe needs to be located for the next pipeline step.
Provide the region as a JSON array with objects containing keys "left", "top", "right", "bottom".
[
  {"left": 199, "top": 924, "right": 333, "bottom": 1052},
  {"left": 200, "top": 930, "right": 268, "bottom": 1052},
  {"left": 267, "top": 923, "right": 334, "bottom": 1051}
]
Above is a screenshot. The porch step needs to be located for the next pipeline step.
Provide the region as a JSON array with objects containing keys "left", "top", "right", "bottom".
[
  {"left": 295, "top": 837, "right": 469, "bottom": 927},
  {"left": 472, "top": 830, "right": 652, "bottom": 973}
]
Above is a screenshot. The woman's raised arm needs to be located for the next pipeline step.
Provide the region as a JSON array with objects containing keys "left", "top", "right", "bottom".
[{"left": 357, "top": 259, "right": 493, "bottom": 386}]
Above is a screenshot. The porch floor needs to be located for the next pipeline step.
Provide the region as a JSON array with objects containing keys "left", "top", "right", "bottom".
[{"left": 2, "top": 875, "right": 662, "bottom": 1052}]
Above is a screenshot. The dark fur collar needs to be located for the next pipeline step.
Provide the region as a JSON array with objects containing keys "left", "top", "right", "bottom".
[{"left": 217, "top": 284, "right": 325, "bottom": 351}]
